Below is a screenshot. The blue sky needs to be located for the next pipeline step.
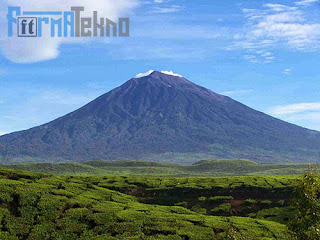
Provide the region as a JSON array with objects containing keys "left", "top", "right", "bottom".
[{"left": 0, "top": 0, "right": 320, "bottom": 135}]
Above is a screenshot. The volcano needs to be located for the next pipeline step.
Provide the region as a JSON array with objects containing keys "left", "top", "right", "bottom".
[{"left": 0, "top": 70, "right": 319, "bottom": 164}]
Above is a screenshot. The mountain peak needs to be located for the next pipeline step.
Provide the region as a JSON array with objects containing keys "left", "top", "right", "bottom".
[
  {"left": 129, "top": 69, "right": 213, "bottom": 97},
  {"left": 134, "top": 70, "right": 183, "bottom": 79},
  {"left": 1, "top": 71, "right": 320, "bottom": 164}
]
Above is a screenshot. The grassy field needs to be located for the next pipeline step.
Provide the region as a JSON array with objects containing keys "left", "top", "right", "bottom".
[
  {"left": 0, "top": 159, "right": 315, "bottom": 176},
  {"left": 0, "top": 167, "right": 301, "bottom": 239}
]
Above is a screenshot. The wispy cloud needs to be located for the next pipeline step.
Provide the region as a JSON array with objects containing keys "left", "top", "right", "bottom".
[
  {"left": 243, "top": 50, "right": 275, "bottom": 63},
  {"left": 269, "top": 102, "right": 320, "bottom": 115},
  {"left": 295, "top": 0, "right": 319, "bottom": 6},
  {"left": 283, "top": 68, "right": 292, "bottom": 74},
  {"left": 269, "top": 102, "right": 320, "bottom": 131},
  {"left": 151, "top": 5, "right": 184, "bottom": 14},
  {"left": 0, "top": 131, "right": 8, "bottom": 136},
  {"left": 220, "top": 89, "right": 253, "bottom": 97},
  {"left": 233, "top": 1, "right": 320, "bottom": 63}
]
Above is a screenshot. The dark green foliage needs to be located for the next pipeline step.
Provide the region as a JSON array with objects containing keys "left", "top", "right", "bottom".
[
  {"left": 0, "top": 168, "right": 288, "bottom": 239},
  {"left": 216, "top": 225, "right": 258, "bottom": 240},
  {"left": 260, "top": 200, "right": 272, "bottom": 205},
  {"left": 288, "top": 167, "right": 320, "bottom": 239},
  {"left": 198, "top": 196, "right": 207, "bottom": 202},
  {"left": 249, "top": 207, "right": 295, "bottom": 224},
  {"left": 211, "top": 203, "right": 232, "bottom": 215},
  {"left": 190, "top": 205, "right": 207, "bottom": 214},
  {"left": 245, "top": 199, "right": 257, "bottom": 205},
  {"left": 174, "top": 202, "right": 188, "bottom": 208},
  {"left": 209, "top": 196, "right": 234, "bottom": 203}
]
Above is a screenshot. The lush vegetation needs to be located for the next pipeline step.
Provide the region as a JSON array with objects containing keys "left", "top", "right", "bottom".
[
  {"left": 0, "top": 168, "right": 295, "bottom": 239},
  {"left": 288, "top": 167, "right": 320, "bottom": 239},
  {"left": 1, "top": 165, "right": 320, "bottom": 239},
  {"left": 1, "top": 159, "right": 316, "bottom": 176}
]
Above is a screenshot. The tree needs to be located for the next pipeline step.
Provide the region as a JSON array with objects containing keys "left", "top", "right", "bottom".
[{"left": 289, "top": 166, "right": 320, "bottom": 239}]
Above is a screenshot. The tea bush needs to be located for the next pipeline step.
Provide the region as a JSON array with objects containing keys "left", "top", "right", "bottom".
[{"left": 0, "top": 168, "right": 288, "bottom": 239}]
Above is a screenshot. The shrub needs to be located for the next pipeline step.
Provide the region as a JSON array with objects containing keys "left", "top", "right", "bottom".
[
  {"left": 288, "top": 166, "right": 320, "bottom": 240},
  {"left": 217, "top": 225, "right": 258, "bottom": 240},
  {"left": 277, "top": 200, "right": 285, "bottom": 206},
  {"left": 190, "top": 205, "right": 207, "bottom": 214},
  {"left": 260, "top": 200, "right": 272, "bottom": 205},
  {"left": 0, "top": 168, "right": 289, "bottom": 239},
  {"left": 208, "top": 196, "right": 233, "bottom": 203},
  {"left": 245, "top": 199, "right": 257, "bottom": 205},
  {"left": 211, "top": 203, "right": 231, "bottom": 214},
  {"left": 174, "top": 202, "right": 188, "bottom": 208},
  {"left": 198, "top": 196, "right": 207, "bottom": 202}
]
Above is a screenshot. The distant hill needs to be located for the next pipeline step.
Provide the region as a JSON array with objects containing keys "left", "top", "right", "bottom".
[
  {"left": 0, "top": 70, "right": 320, "bottom": 164},
  {"left": 1, "top": 159, "right": 315, "bottom": 176}
]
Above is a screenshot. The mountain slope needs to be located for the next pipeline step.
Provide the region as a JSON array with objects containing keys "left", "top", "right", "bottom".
[{"left": 0, "top": 70, "right": 319, "bottom": 163}]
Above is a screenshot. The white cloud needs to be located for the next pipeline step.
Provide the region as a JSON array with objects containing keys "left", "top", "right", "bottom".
[
  {"left": 134, "top": 70, "right": 183, "bottom": 78},
  {"left": 283, "top": 68, "right": 292, "bottom": 74},
  {"left": 243, "top": 50, "right": 276, "bottom": 63},
  {"left": 269, "top": 103, "right": 320, "bottom": 115},
  {"left": 233, "top": 2, "right": 320, "bottom": 62},
  {"left": 282, "top": 111, "right": 320, "bottom": 121},
  {"left": 135, "top": 70, "right": 154, "bottom": 78},
  {"left": 220, "top": 89, "right": 253, "bottom": 97},
  {"left": 160, "top": 70, "right": 183, "bottom": 77},
  {"left": 260, "top": 51, "right": 272, "bottom": 57},
  {"left": 151, "top": 5, "right": 184, "bottom": 14},
  {"left": 282, "top": 112, "right": 320, "bottom": 131},
  {"left": 264, "top": 12, "right": 304, "bottom": 23},
  {"left": 263, "top": 4, "right": 298, "bottom": 12},
  {"left": 243, "top": 54, "right": 258, "bottom": 63},
  {"left": 268, "top": 102, "right": 320, "bottom": 131},
  {"left": 0, "top": 131, "right": 8, "bottom": 136},
  {"left": 0, "top": 0, "right": 140, "bottom": 63},
  {"left": 295, "top": 0, "right": 319, "bottom": 6}
]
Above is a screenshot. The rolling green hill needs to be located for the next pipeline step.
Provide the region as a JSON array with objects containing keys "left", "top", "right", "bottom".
[
  {"left": 0, "top": 168, "right": 293, "bottom": 239},
  {"left": 1, "top": 159, "right": 315, "bottom": 176}
]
